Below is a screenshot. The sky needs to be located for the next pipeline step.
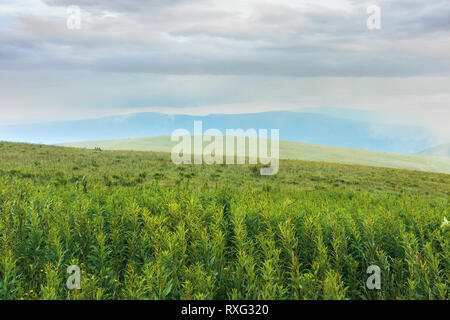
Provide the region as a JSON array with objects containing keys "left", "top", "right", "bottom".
[{"left": 0, "top": 0, "right": 449, "bottom": 143}]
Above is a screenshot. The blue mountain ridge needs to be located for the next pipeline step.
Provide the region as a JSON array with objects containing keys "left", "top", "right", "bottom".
[{"left": 0, "top": 111, "right": 435, "bottom": 154}]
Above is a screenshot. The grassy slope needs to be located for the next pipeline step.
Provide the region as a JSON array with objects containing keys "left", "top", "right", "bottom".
[
  {"left": 2, "top": 141, "right": 449, "bottom": 199},
  {"left": 0, "top": 142, "right": 449, "bottom": 300},
  {"left": 59, "top": 136, "right": 450, "bottom": 174}
]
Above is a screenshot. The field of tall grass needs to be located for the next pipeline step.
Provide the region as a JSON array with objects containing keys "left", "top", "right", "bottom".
[{"left": 0, "top": 142, "right": 448, "bottom": 300}]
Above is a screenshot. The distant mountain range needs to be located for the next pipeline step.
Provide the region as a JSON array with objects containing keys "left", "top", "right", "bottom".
[
  {"left": 419, "top": 143, "right": 450, "bottom": 157},
  {"left": 0, "top": 111, "right": 438, "bottom": 154}
]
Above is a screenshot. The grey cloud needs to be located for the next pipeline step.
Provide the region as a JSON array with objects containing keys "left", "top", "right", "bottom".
[
  {"left": 377, "top": 0, "right": 450, "bottom": 35},
  {"left": 1, "top": 0, "right": 449, "bottom": 77},
  {"left": 43, "top": 0, "right": 203, "bottom": 12}
]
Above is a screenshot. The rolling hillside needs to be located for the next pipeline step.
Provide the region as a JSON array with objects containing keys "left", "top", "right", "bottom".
[
  {"left": 59, "top": 136, "right": 450, "bottom": 174},
  {"left": 0, "top": 141, "right": 448, "bottom": 300}
]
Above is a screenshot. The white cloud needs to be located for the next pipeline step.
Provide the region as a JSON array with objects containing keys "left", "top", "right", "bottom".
[{"left": 0, "top": 0, "right": 449, "bottom": 144}]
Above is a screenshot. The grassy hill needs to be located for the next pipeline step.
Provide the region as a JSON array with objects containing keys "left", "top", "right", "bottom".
[
  {"left": 419, "top": 143, "right": 450, "bottom": 158},
  {"left": 0, "top": 141, "right": 448, "bottom": 300},
  {"left": 60, "top": 136, "right": 450, "bottom": 174}
]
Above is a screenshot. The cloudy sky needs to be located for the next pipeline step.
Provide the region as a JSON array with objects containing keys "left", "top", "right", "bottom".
[{"left": 0, "top": 0, "right": 449, "bottom": 142}]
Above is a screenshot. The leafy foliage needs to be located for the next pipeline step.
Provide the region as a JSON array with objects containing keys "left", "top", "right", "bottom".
[{"left": 0, "top": 142, "right": 448, "bottom": 300}]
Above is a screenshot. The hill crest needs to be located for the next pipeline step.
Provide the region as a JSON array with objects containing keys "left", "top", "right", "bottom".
[{"left": 59, "top": 135, "right": 450, "bottom": 174}]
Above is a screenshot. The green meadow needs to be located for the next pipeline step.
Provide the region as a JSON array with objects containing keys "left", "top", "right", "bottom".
[
  {"left": 0, "top": 141, "right": 448, "bottom": 300},
  {"left": 60, "top": 136, "right": 450, "bottom": 174}
]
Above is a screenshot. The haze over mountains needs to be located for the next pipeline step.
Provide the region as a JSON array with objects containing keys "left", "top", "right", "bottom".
[
  {"left": 0, "top": 111, "right": 438, "bottom": 155},
  {"left": 419, "top": 143, "right": 450, "bottom": 158}
]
